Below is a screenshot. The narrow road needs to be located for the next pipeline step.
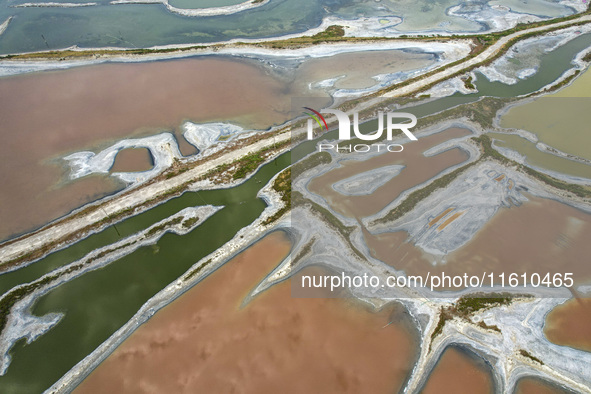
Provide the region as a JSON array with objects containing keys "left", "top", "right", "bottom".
[
  {"left": 0, "top": 132, "right": 291, "bottom": 265},
  {"left": 1, "top": 13, "right": 590, "bottom": 265},
  {"left": 384, "top": 13, "right": 591, "bottom": 97}
]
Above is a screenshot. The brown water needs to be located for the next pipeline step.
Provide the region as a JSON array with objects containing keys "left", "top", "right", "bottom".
[
  {"left": 308, "top": 128, "right": 471, "bottom": 218},
  {"left": 366, "top": 196, "right": 591, "bottom": 289},
  {"left": 0, "top": 57, "right": 288, "bottom": 240},
  {"left": 447, "top": 196, "right": 591, "bottom": 285},
  {"left": 545, "top": 298, "right": 591, "bottom": 352},
  {"left": 295, "top": 50, "right": 434, "bottom": 92},
  {"left": 75, "top": 231, "right": 419, "bottom": 393},
  {"left": 421, "top": 347, "right": 494, "bottom": 394},
  {"left": 514, "top": 377, "right": 569, "bottom": 394},
  {"left": 110, "top": 148, "right": 153, "bottom": 173}
]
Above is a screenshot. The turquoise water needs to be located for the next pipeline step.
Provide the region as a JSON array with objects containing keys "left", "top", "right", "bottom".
[
  {"left": 0, "top": 0, "right": 577, "bottom": 54},
  {"left": 168, "top": 0, "right": 245, "bottom": 9},
  {"left": 0, "top": 0, "right": 329, "bottom": 54}
]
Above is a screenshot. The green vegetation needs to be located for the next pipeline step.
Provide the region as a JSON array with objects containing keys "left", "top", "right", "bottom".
[
  {"left": 455, "top": 294, "right": 512, "bottom": 315},
  {"left": 371, "top": 17, "right": 591, "bottom": 99},
  {"left": 184, "top": 259, "right": 212, "bottom": 281},
  {"left": 182, "top": 217, "right": 200, "bottom": 229},
  {"left": 0, "top": 275, "right": 59, "bottom": 339},
  {"left": 372, "top": 95, "right": 590, "bottom": 228},
  {"left": 262, "top": 25, "right": 348, "bottom": 48},
  {"left": 472, "top": 134, "right": 513, "bottom": 165},
  {"left": 431, "top": 308, "right": 454, "bottom": 347},
  {"left": 233, "top": 153, "right": 265, "bottom": 180},
  {"left": 291, "top": 237, "right": 315, "bottom": 266},
  {"left": 0, "top": 45, "right": 208, "bottom": 60},
  {"left": 374, "top": 161, "right": 474, "bottom": 225},
  {"left": 262, "top": 168, "right": 291, "bottom": 225},
  {"left": 291, "top": 152, "right": 332, "bottom": 179},
  {"left": 430, "top": 293, "right": 513, "bottom": 350},
  {"left": 519, "top": 161, "right": 591, "bottom": 198},
  {"left": 462, "top": 75, "right": 475, "bottom": 90},
  {"left": 145, "top": 217, "right": 183, "bottom": 237},
  {"left": 293, "top": 191, "right": 365, "bottom": 260},
  {"left": 476, "top": 134, "right": 591, "bottom": 198},
  {"left": 477, "top": 321, "right": 501, "bottom": 333},
  {"left": 165, "top": 160, "right": 189, "bottom": 179},
  {"left": 533, "top": 69, "right": 581, "bottom": 96},
  {"left": 3, "top": 133, "right": 291, "bottom": 269}
]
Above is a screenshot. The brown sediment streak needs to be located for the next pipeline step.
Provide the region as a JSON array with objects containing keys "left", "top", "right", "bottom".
[
  {"left": 429, "top": 207, "right": 455, "bottom": 227},
  {"left": 0, "top": 57, "right": 287, "bottom": 240},
  {"left": 515, "top": 377, "right": 570, "bottom": 394},
  {"left": 421, "top": 347, "right": 494, "bottom": 394},
  {"left": 308, "top": 127, "right": 471, "bottom": 218},
  {"left": 75, "top": 231, "right": 418, "bottom": 394},
  {"left": 110, "top": 148, "right": 153, "bottom": 173},
  {"left": 494, "top": 174, "right": 506, "bottom": 182},
  {"left": 545, "top": 298, "right": 591, "bottom": 352},
  {"left": 366, "top": 196, "right": 591, "bottom": 288},
  {"left": 436, "top": 211, "right": 464, "bottom": 231}
]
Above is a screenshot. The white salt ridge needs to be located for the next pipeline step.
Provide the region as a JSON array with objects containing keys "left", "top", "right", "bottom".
[
  {"left": 379, "top": 163, "right": 528, "bottom": 256},
  {"left": 309, "top": 76, "right": 345, "bottom": 91},
  {"left": 0, "top": 28, "right": 472, "bottom": 79},
  {"left": 63, "top": 132, "right": 182, "bottom": 186},
  {"left": 423, "top": 73, "right": 477, "bottom": 97},
  {"left": 110, "top": 0, "right": 269, "bottom": 17},
  {"left": 332, "top": 165, "right": 405, "bottom": 196},
  {"left": 448, "top": 3, "right": 543, "bottom": 32},
  {"left": 0, "top": 305, "right": 62, "bottom": 376},
  {"left": 0, "top": 205, "right": 222, "bottom": 377},
  {"left": 332, "top": 65, "right": 440, "bottom": 98},
  {"left": 0, "top": 16, "right": 12, "bottom": 36},
  {"left": 479, "top": 24, "right": 591, "bottom": 85},
  {"left": 181, "top": 121, "right": 243, "bottom": 154},
  {"left": 11, "top": 2, "right": 96, "bottom": 7},
  {"left": 62, "top": 122, "right": 246, "bottom": 186},
  {"left": 494, "top": 143, "right": 591, "bottom": 185},
  {"left": 46, "top": 172, "right": 289, "bottom": 394}
]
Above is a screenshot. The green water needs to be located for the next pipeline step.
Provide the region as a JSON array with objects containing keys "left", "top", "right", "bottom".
[
  {"left": 1, "top": 27, "right": 591, "bottom": 394},
  {"left": 472, "top": 33, "right": 591, "bottom": 98},
  {"left": 490, "top": 132, "right": 591, "bottom": 179},
  {"left": 499, "top": 97, "right": 591, "bottom": 161},
  {"left": 0, "top": 152, "right": 290, "bottom": 393}
]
